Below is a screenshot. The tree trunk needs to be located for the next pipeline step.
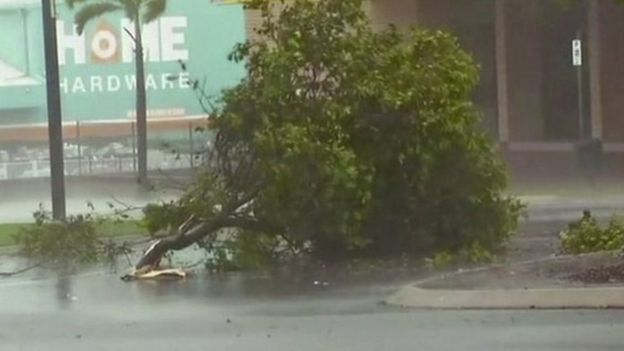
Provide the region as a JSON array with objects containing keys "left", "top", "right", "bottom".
[
  {"left": 134, "top": 220, "right": 219, "bottom": 270},
  {"left": 134, "top": 16, "right": 148, "bottom": 185},
  {"left": 132, "top": 187, "right": 271, "bottom": 271},
  {"left": 132, "top": 214, "right": 279, "bottom": 271}
]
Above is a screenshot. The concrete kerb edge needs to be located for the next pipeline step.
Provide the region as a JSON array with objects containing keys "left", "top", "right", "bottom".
[
  {"left": 386, "top": 251, "right": 624, "bottom": 310},
  {"left": 386, "top": 285, "right": 624, "bottom": 310}
]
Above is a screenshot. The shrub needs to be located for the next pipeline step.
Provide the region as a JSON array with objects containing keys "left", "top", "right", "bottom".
[
  {"left": 143, "top": 0, "right": 522, "bottom": 266},
  {"left": 14, "top": 206, "right": 132, "bottom": 266},
  {"left": 426, "top": 242, "right": 499, "bottom": 270},
  {"left": 15, "top": 207, "right": 100, "bottom": 265},
  {"left": 560, "top": 211, "right": 624, "bottom": 254}
]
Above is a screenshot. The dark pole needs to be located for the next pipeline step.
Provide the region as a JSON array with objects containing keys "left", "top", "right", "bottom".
[
  {"left": 131, "top": 121, "right": 137, "bottom": 172},
  {"left": 134, "top": 15, "right": 148, "bottom": 185},
  {"left": 188, "top": 122, "right": 194, "bottom": 169},
  {"left": 76, "top": 120, "right": 81, "bottom": 175},
  {"left": 41, "top": 0, "right": 66, "bottom": 219}
]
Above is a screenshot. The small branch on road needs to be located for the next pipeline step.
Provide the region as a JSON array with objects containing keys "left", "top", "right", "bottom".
[{"left": 0, "top": 261, "right": 45, "bottom": 278}]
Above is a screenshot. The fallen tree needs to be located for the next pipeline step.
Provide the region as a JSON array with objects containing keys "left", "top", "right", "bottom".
[
  {"left": 13, "top": 0, "right": 521, "bottom": 273},
  {"left": 131, "top": 0, "right": 522, "bottom": 269}
]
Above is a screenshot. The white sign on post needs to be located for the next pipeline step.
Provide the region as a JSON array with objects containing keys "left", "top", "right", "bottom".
[{"left": 572, "top": 39, "right": 582, "bottom": 66}]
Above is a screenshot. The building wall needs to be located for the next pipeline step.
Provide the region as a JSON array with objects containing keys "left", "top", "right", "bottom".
[
  {"left": 505, "top": 0, "right": 544, "bottom": 142},
  {"left": 541, "top": 1, "right": 588, "bottom": 141},
  {"left": 367, "top": 0, "right": 418, "bottom": 30},
  {"left": 0, "top": 5, "right": 45, "bottom": 118},
  {"left": 413, "top": 0, "right": 499, "bottom": 139},
  {"left": 0, "top": 10, "right": 28, "bottom": 72},
  {"left": 237, "top": 0, "right": 624, "bottom": 179},
  {"left": 368, "top": 0, "right": 624, "bottom": 146},
  {"left": 24, "top": 5, "right": 44, "bottom": 78},
  {"left": 243, "top": 2, "right": 288, "bottom": 43},
  {"left": 244, "top": 8, "right": 263, "bottom": 42},
  {"left": 0, "top": 1, "right": 247, "bottom": 127},
  {"left": 599, "top": 0, "right": 624, "bottom": 143},
  {"left": 243, "top": 0, "right": 420, "bottom": 40}
]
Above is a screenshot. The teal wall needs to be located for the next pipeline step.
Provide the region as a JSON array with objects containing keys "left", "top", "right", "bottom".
[
  {"left": 0, "top": 10, "right": 27, "bottom": 72},
  {"left": 0, "top": 0, "right": 246, "bottom": 125},
  {"left": 25, "top": 7, "right": 44, "bottom": 78},
  {"left": 0, "top": 4, "right": 45, "bottom": 121}
]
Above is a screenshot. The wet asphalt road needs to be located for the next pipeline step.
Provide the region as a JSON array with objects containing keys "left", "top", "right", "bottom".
[
  {"left": 2, "top": 269, "right": 624, "bottom": 351},
  {"left": 3, "top": 192, "right": 624, "bottom": 351}
]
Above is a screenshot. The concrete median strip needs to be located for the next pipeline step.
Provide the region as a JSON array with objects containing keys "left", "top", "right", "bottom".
[{"left": 386, "top": 285, "right": 624, "bottom": 309}]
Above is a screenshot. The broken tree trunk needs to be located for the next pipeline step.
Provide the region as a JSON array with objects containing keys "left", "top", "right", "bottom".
[
  {"left": 131, "top": 186, "right": 273, "bottom": 272},
  {"left": 133, "top": 219, "right": 222, "bottom": 271},
  {"left": 132, "top": 217, "right": 280, "bottom": 272}
]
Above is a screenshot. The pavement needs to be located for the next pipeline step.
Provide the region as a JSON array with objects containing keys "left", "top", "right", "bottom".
[
  {"left": 3, "top": 175, "right": 624, "bottom": 223},
  {"left": 385, "top": 219, "right": 624, "bottom": 310},
  {"left": 387, "top": 286, "right": 624, "bottom": 310},
  {"left": 387, "top": 259, "right": 624, "bottom": 309},
  {"left": 0, "top": 177, "right": 624, "bottom": 324},
  {"left": 1, "top": 184, "right": 624, "bottom": 349},
  {"left": 382, "top": 180, "right": 624, "bottom": 310},
  {"left": 0, "top": 175, "right": 182, "bottom": 222},
  {"left": 520, "top": 194, "right": 624, "bottom": 222},
  {"left": 2, "top": 268, "right": 624, "bottom": 351}
]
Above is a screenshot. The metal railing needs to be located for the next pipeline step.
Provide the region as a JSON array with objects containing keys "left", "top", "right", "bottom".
[
  {"left": 0, "top": 118, "right": 212, "bottom": 180},
  {"left": 0, "top": 152, "right": 197, "bottom": 180}
]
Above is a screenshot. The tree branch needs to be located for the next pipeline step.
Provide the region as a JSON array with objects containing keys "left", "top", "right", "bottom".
[
  {"left": 123, "top": 27, "right": 136, "bottom": 43},
  {"left": 131, "top": 184, "right": 277, "bottom": 272},
  {"left": 0, "top": 261, "right": 45, "bottom": 277}
]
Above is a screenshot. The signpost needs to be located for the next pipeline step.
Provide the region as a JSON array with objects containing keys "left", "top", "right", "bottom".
[
  {"left": 573, "top": 35, "right": 585, "bottom": 141},
  {"left": 572, "top": 38, "right": 582, "bottom": 66},
  {"left": 41, "top": 0, "right": 66, "bottom": 219}
]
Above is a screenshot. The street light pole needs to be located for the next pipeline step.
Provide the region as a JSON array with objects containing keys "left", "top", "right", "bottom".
[{"left": 41, "top": 0, "right": 66, "bottom": 219}]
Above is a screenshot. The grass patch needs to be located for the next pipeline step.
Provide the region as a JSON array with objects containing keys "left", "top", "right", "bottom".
[{"left": 0, "top": 220, "right": 147, "bottom": 247}]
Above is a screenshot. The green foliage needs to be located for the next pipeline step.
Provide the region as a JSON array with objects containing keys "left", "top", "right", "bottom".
[
  {"left": 13, "top": 206, "right": 138, "bottom": 265},
  {"left": 150, "top": 0, "right": 522, "bottom": 265},
  {"left": 226, "top": 232, "right": 280, "bottom": 269},
  {"left": 427, "top": 251, "right": 455, "bottom": 270},
  {"left": 560, "top": 212, "right": 624, "bottom": 254},
  {"left": 0, "top": 220, "right": 145, "bottom": 247},
  {"left": 143, "top": 201, "right": 191, "bottom": 236},
  {"left": 67, "top": 0, "right": 167, "bottom": 35},
  {"left": 142, "top": 0, "right": 167, "bottom": 23},
  {"left": 203, "top": 244, "right": 237, "bottom": 272},
  {"left": 427, "top": 242, "right": 498, "bottom": 270},
  {"left": 15, "top": 207, "right": 101, "bottom": 265},
  {"left": 195, "top": 231, "right": 284, "bottom": 272},
  {"left": 460, "top": 242, "right": 499, "bottom": 264},
  {"left": 73, "top": 2, "right": 122, "bottom": 34}
]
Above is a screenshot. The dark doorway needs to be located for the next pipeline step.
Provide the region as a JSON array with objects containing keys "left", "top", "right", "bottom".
[{"left": 540, "top": 0, "right": 589, "bottom": 141}]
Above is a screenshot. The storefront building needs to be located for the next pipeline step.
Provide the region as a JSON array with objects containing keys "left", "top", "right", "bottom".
[
  {"left": 360, "top": 0, "right": 624, "bottom": 177},
  {"left": 0, "top": 0, "right": 246, "bottom": 141},
  {"left": 2, "top": 0, "right": 623, "bottom": 178}
]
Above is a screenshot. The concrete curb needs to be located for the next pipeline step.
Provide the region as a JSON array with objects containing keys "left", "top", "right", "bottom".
[
  {"left": 386, "top": 285, "right": 624, "bottom": 309},
  {"left": 386, "top": 251, "right": 624, "bottom": 310}
]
